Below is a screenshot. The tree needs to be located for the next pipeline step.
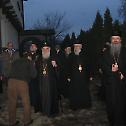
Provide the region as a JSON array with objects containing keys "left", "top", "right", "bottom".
[
  {"left": 104, "top": 8, "right": 113, "bottom": 42},
  {"left": 62, "top": 34, "right": 71, "bottom": 49},
  {"left": 71, "top": 32, "right": 76, "bottom": 44},
  {"left": 119, "top": 0, "right": 126, "bottom": 21},
  {"left": 63, "top": 34, "right": 71, "bottom": 42},
  {"left": 113, "top": 20, "right": 121, "bottom": 32},
  {"left": 89, "top": 11, "right": 104, "bottom": 74},
  {"left": 32, "top": 11, "right": 71, "bottom": 40},
  {"left": 77, "top": 29, "right": 86, "bottom": 44},
  {"left": 92, "top": 11, "right": 104, "bottom": 48}
]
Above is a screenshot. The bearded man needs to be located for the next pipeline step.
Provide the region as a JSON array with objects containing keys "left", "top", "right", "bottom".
[
  {"left": 27, "top": 42, "right": 39, "bottom": 111},
  {"left": 35, "top": 42, "right": 59, "bottom": 117},
  {"left": 101, "top": 31, "right": 126, "bottom": 126},
  {"left": 68, "top": 40, "right": 91, "bottom": 110}
]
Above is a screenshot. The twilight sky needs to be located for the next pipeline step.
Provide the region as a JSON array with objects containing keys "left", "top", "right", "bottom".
[{"left": 24, "top": 0, "right": 121, "bottom": 33}]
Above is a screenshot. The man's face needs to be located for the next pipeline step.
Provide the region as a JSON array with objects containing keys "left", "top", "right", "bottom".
[
  {"left": 74, "top": 44, "right": 82, "bottom": 55},
  {"left": 111, "top": 36, "right": 121, "bottom": 44},
  {"left": 7, "top": 42, "right": 13, "bottom": 49},
  {"left": 65, "top": 47, "right": 71, "bottom": 55},
  {"left": 41, "top": 46, "right": 51, "bottom": 59},
  {"left": 30, "top": 44, "right": 37, "bottom": 52}
]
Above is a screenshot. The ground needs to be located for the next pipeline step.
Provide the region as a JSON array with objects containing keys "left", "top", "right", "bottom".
[{"left": 0, "top": 78, "right": 109, "bottom": 126}]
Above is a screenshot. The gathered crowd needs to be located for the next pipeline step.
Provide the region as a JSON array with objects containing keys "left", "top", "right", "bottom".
[{"left": 0, "top": 30, "right": 126, "bottom": 126}]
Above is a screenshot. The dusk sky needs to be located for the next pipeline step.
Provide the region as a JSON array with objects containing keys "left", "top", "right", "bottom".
[{"left": 24, "top": 0, "right": 121, "bottom": 34}]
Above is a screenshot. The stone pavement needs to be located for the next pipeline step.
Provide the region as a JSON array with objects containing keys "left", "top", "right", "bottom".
[{"left": 0, "top": 79, "right": 109, "bottom": 126}]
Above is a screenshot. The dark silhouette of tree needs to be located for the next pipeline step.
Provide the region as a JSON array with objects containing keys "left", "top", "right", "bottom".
[
  {"left": 104, "top": 8, "right": 113, "bottom": 42},
  {"left": 62, "top": 34, "right": 71, "bottom": 49},
  {"left": 63, "top": 34, "right": 71, "bottom": 42},
  {"left": 87, "top": 11, "right": 104, "bottom": 75},
  {"left": 71, "top": 32, "right": 76, "bottom": 44},
  {"left": 77, "top": 29, "right": 86, "bottom": 45},
  {"left": 113, "top": 20, "right": 121, "bottom": 32},
  {"left": 92, "top": 11, "right": 104, "bottom": 50}
]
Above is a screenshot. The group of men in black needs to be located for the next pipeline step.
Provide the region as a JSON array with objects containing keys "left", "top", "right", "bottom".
[
  {"left": 0, "top": 30, "right": 126, "bottom": 126},
  {"left": 28, "top": 39, "right": 92, "bottom": 115}
]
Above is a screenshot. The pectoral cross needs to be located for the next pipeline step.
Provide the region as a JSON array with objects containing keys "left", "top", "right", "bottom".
[
  {"left": 79, "top": 64, "right": 82, "bottom": 72},
  {"left": 43, "top": 68, "right": 47, "bottom": 75}
]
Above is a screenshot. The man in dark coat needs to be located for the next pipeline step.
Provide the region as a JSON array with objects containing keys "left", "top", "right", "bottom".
[
  {"left": 8, "top": 53, "right": 36, "bottom": 126},
  {"left": 35, "top": 42, "right": 59, "bottom": 117},
  {"left": 101, "top": 31, "right": 126, "bottom": 126},
  {"left": 62, "top": 41, "right": 72, "bottom": 98},
  {"left": 27, "top": 43, "right": 39, "bottom": 110},
  {"left": 54, "top": 44, "right": 65, "bottom": 96},
  {"left": 68, "top": 40, "right": 91, "bottom": 110}
]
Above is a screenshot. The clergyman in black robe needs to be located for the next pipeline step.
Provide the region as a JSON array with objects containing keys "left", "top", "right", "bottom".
[
  {"left": 101, "top": 31, "right": 126, "bottom": 125},
  {"left": 35, "top": 42, "right": 59, "bottom": 117},
  {"left": 28, "top": 43, "right": 39, "bottom": 109},
  {"left": 68, "top": 40, "right": 91, "bottom": 110}
]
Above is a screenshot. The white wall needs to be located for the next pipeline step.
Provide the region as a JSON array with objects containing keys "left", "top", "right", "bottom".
[
  {"left": 1, "top": 14, "right": 19, "bottom": 49},
  {"left": 0, "top": 0, "right": 24, "bottom": 49},
  {"left": 10, "top": 0, "right": 23, "bottom": 27}
]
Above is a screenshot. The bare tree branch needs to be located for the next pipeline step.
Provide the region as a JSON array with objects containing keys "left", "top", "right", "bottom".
[{"left": 32, "top": 11, "right": 72, "bottom": 39}]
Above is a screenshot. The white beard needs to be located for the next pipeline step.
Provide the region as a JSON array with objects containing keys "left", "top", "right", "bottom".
[
  {"left": 110, "top": 43, "right": 121, "bottom": 57},
  {"left": 42, "top": 52, "right": 50, "bottom": 59},
  {"left": 66, "top": 50, "right": 71, "bottom": 55},
  {"left": 74, "top": 49, "right": 81, "bottom": 55}
]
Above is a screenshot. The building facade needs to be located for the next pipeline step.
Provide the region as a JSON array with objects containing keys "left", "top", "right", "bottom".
[{"left": 0, "top": 0, "right": 26, "bottom": 50}]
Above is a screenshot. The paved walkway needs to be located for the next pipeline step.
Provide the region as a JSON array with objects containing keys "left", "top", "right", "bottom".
[{"left": 0, "top": 79, "right": 109, "bottom": 126}]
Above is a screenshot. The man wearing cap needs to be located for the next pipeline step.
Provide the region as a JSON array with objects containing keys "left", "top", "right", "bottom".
[
  {"left": 35, "top": 42, "right": 59, "bottom": 117},
  {"left": 27, "top": 43, "right": 39, "bottom": 110},
  {"left": 0, "top": 42, "right": 19, "bottom": 78},
  {"left": 68, "top": 40, "right": 91, "bottom": 110},
  {"left": 101, "top": 30, "right": 126, "bottom": 125},
  {"left": 61, "top": 41, "right": 72, "bottom": 98}
]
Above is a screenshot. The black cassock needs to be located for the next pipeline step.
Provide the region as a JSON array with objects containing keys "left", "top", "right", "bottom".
[
  {"left": 101, "top": 46, "right": 126, "bottom": 125},
  {"left": 36, "top": 57, "right": 59, "bottom": 117},
  {"left": 69, "top": 52, "right": 91, "bottom": 110},
  {"left": 28, "top": 53, "right": 39, "bottom": 107}
]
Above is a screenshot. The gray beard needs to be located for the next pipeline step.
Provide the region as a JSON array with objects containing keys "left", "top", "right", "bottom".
[
  {"left": 74, "top": 49, "right": 81, "bottom": 55},
  {"left": 42, "top": 52, "right": 50, "bottom": 59},
  {"left": 110, "top": 43, "right": 121, "bottom": 57}
]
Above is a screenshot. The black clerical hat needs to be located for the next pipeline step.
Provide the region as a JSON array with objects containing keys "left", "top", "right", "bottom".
[
  {"left": 111, "top": 30, "right": 122, "bottom": 37},
  {"left": 41, "top": 41, "right": 51, "bottom": 48},
  {"left": 73, "top": 39, "right": 82, "bottom": 45},
  {"left": 62, "top": 41, "right": 72, "bottom": 49}
]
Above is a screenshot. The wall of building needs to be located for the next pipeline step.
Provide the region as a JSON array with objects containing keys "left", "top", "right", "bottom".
[
  {"left": 1, "top": 14, "right": 19, "bottom": 49},
  {"left": 0, "top": 0, "right": 24, "bottom": 49},
  {"left": 10, "top": 0, "right": 24, "bottom": 27}
]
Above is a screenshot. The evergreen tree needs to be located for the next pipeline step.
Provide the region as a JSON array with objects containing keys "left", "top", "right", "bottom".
[
  {"left": 77, "top": 29, "right": 86, "bottom": 45},
  {"left": 104, "top": 8, "right": 113, "bottom": 42},
  {"left": 63, "top": 34, "right": 71, "bottom": 42},
  {"left": 92, "top": 11, "right": 104, "bottom": 51},
  {"left": 62, "top": 34, "right": 71, "bottom": 49},
  {"left": 113, "top": 20, "right": 121, "bottom": 32},
  {"left": 71, "top": 32, "right": 76, "bottom": 44},
  {"left": 87, "top": 11, "right": 104, "bottom": 75}
]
